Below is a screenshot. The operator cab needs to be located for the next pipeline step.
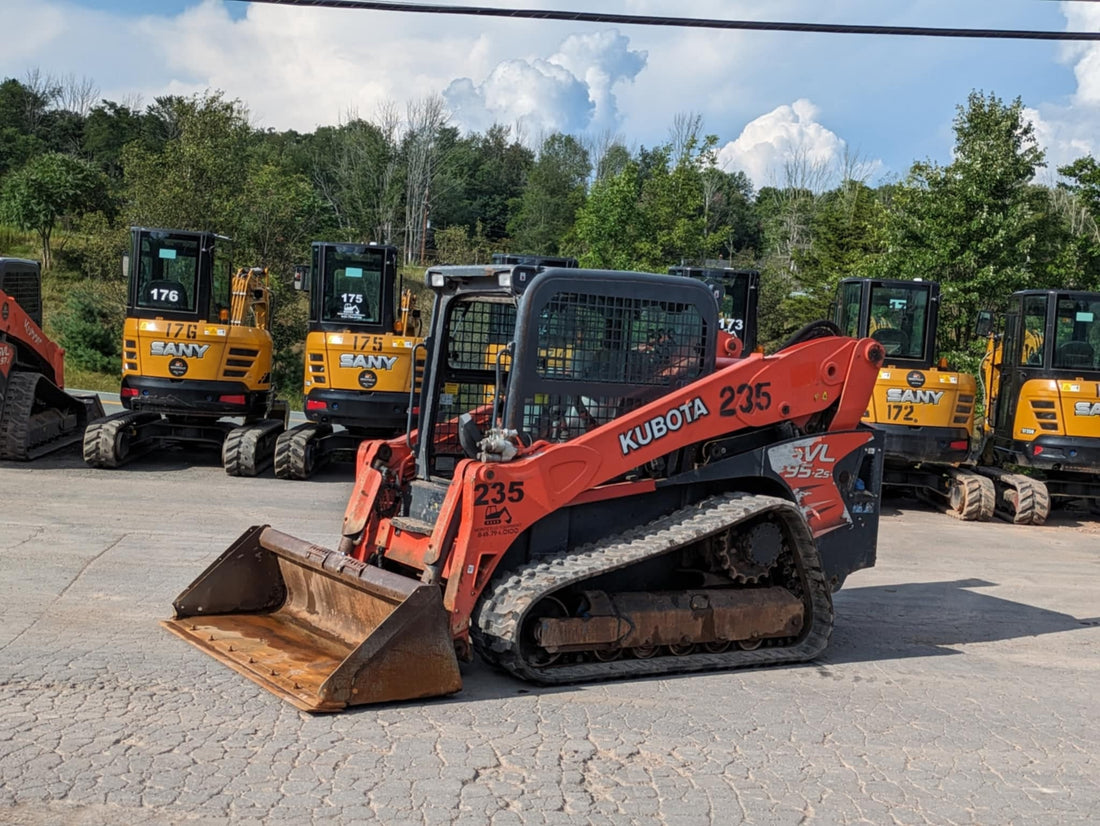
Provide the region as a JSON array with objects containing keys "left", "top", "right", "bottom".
[
  {"left": 1002, "top": 291, "right": 1100, "bottom": 373},
  {"left": 127, "top": 228, "right": 232, "bottom": 322},
  {"left": 669, "top": 266, "right": 759, "bottom": 353},
  {"left": 306, "top": 242, "right": 400, "bottom": 333},
  {"left": 0, "top": 258, "right": 42, "bottom": 328},
  {"left": 836, "top": 278, "right": 937, "bottom": 369},
  {"left": 415, "top": 266, "right": 718, "bottom": 482}
]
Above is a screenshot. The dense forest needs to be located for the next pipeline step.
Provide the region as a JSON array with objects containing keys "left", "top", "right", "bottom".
[{"left": 2, "top": 71, "right": 1100, "bottom": 396}]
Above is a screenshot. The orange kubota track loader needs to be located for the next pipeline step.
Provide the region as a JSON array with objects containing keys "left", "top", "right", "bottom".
[
  {"left": 0, "top": 258, "right": 105, "bottom": 459},
  {"left": 164, "top": 266, "right": 885, "bottom": 712}
]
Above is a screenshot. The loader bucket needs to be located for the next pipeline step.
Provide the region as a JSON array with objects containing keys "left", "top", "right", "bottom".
[{"left": 162, "top": 526, "right": 462, "bottom": 712}]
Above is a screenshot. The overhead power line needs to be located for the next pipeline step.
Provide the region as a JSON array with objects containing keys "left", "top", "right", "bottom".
[{"left": 234, "top": 0, "right": 1100, "bottom": 41}]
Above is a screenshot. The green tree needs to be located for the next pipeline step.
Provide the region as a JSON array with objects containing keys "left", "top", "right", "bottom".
[
  {"left": 82, "top": 100, "right": 146, "bottom": 181},
  {"left": 572, "top": 160, "right": 643, "bottom": 269},
  {"left": 509, "top": 132, "right": 590, "bottom": 254},
  {"left": 1, "top": 151, "right": 108, "bottom": 270},
  {"left": 122, "top": 92, "right": 253, "bottom": 232},
  {"left": 882, "top": 91, "right": 1056, "bottom": 355}
]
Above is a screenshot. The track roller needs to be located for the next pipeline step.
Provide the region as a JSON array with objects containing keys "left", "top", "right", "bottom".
[
  {"left": 0, "top": 372, "right": 104, "bottom": 461},
  {"left": 472, "top": 493, "right": 833, "bottom": 686}
]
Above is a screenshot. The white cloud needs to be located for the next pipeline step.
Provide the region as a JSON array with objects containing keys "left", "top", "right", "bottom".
[
  {"left": 445, "top": 59, "right": 594, "bottom": 136},
  {"left": 716, "top": 100, "right": 847, "bottom": 189},
  {"left": 1024, "top": 4, "right": 1100, "bottom": 170},
  {"left": 444, "top": 30, "right": 646, "bottom": 137}
]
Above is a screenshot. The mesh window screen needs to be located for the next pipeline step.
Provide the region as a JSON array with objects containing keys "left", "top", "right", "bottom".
[
  {"left": 519, "top": 292, "right": 709, "bottom": 442},
  {"left": 433, "top": 299, "right": 517, "bottom": 468}
]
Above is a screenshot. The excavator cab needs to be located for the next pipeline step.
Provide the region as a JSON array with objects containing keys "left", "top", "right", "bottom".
[
  {"left": 273, "top": 242, "right": 424, "bottom": 479},
  {"left": 978, "top": 290, "right": 1100, "bottom": 520},
  {"left": 83, "top": 228, "right": 287, "bottom": 474},
  {"left": 834, "top": 278, "right": 991, "bottom": 520},
  {"left": 669, "top": 266, "right": 760, "bottom": 353},
  {"left": 166, "top": 266, "right": 885, "bottom": 712}
]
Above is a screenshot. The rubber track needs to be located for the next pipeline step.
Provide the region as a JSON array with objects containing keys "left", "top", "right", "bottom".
[
  {"left": 978, "top": 467, "right": 1051, "bottom": 526},
  {"left": 223, "top": 420, "right": 283, "bottom": 477},
  {"left": 0, "top": 372, "right": 36, "bottom": 460},
  {"left": 274, "top": 424, "right": 324, "bottom": 480},
  {"left": 471, "top": 493, "right": 834, "bottom": 686},
  {"left": 944, "top": 468, "right": 996, "bottom": 522},
  {"left": 82, "top": 411, "right": 147, "bottom": 468}
]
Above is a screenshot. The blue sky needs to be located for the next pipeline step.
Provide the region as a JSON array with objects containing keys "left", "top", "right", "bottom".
[{"left": 1, "top": 0, "right": 1097, "bottom": 188}]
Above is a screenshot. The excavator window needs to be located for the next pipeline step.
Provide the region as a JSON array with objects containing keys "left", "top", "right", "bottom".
[
  {"left": 136, "top": 236, "right": 200, "bottom": 313},
  {"left": 1020, "top": 295, "right": 1047, "bottom": 366},
  {"left": 320, "top": 249, "right": 385, "bottom": 324},
  {"left": 1053, "top": 297, "right": 1100, "bottom": 371},
  {"left": 867, "top": 284, "right": 929, "bottom": 360},
  {"left": 837, "top": 282, "right": 862, "bottom": 339}
]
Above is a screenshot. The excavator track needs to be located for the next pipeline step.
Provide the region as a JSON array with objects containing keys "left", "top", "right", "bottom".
[
  {"left": 223, "top": 420, "right": 284, "bottom": 477},
  {"left": 0, "top": 372, "right": 101, "bottom": 461},
  {"left": 977, "top": 467, "right": 1051, "bottom": 525},
  {"left": 472, "top": 493, "right": 832, "bottom": 686},
  {"left": 918, "top": 468, "right": 995, "bottom": 522},
  {"left": 82, "top": 410, "right": 159, "bottom": 468},
  {"left": 274, "top": 423, "right": 330, "bottom": 480}
]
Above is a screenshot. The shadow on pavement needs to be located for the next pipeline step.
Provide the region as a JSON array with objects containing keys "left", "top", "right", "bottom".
[
  {"left": 826, "top": 577, "right": 1100, "bottom": 663},
  {"left": 350, "top": 577, "right": 1100, "bottom": 711}
]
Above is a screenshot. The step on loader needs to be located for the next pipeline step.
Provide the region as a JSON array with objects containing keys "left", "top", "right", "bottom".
[
  {"left": 165, "top": 265, "right": 886, "bottom": 712},
  {"left": 83, "top": 228, "right": 288, "bottom": 475},
  {"left": 975, "top": 290, "right": 1100, "bottom": 523},
  {"left": 0, "top": 258, "right": 105, "bottom": 459},
  {"left": 835, "top": 277, "right": 994, "bottom": 520}
]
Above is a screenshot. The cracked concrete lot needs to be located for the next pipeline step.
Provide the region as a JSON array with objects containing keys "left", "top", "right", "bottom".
[{"left": 1, "top": 450, "right": 1099, "bottom": 825}]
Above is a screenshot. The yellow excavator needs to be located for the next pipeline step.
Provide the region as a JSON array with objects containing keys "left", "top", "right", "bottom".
[
  {"left": 975, "top": 289, "right": 1100, "bottom": 523},
  {"left": 835, "top": 277, "right": 994, "bottom": 520},
  {"left": 83, "top": 227, "right": 287, "bottom": 474},
  {"left": 273, "top": 242, "right": 423, "bottom": 479}
]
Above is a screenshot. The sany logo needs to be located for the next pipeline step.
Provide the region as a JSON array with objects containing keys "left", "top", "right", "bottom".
[
  {"left": 151, "top": 341, "right": 210, "bottom": 358},
  {"left": 619, "top": 397, "right": 709, "bottom": 455},
  {"left": 339, "top": 354, "right": 398, "bottom": 370},
  {"left": 1075, "top": 401, "right": 1100, "bottom": 416},
  {"left": 886, "top": 388, "right": 944, "bottom": 404}
]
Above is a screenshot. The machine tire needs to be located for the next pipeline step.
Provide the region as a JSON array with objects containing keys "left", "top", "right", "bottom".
[
  {"left": 222, "top": 427, "right": 253, "bottom": 477},
  {"left": 1014, "top": 478, "right": 1050, "bottom": 526}
]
